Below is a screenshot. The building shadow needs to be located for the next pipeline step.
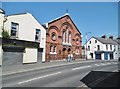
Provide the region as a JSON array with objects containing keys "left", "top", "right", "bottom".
[{"left": 80, "top": 71, "right": 120, "bottom": 89}]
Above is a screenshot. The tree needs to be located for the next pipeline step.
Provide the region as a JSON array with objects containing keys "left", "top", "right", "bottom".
[{"left": 2, "top": 28, "right": 10, "bottom": 39}]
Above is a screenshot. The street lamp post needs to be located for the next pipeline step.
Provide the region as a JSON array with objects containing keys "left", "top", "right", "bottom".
[{"left": 85, "top": 32, "right": 91, "bottom": 60}]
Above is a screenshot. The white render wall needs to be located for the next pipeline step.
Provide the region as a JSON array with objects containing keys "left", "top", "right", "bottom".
[
  {"left": 4, "top": 13, "right": 41, "bottom": 42},
  {"left": 84, "top": 37, "right": 104, "bottom": 59},
  {"left": 114, "top": 45, "right": 120, "bottom": 59},
  {"left": 84, "top": 37, "right": 115, "bottom": 60},
  {"left": 0, "top": 10, "right": 4, "bottom": 65},
  {"left": 40, "top": 28, "right": 46, "bottom": 62},
  {"left": 23, "top": 48, "right": 37, "bottom": 63},
  {"left": 4, "top": 13, "right": 46, "bottom": 62},
  {"left": 0, "top": 45, "right": 2, "bottom": 65},
  {"left": 0, "top": 11, "right": 4, "bottom": 37}
]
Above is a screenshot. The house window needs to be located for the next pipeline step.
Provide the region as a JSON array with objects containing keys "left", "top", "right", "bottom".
[
  {"left": 53, "top": 46, "right": 56, "bottom": 53},
  {"left": 89, "top": 41, "right": 91, "bottom": 44},
  {"left": 52, "top": 32, "right": 56, "bottom": 40},
  {"left": 68, "top": 33, "right": 71, "bottom": 43},
  {"left": 11, "top": 22, "right": 19, "bottom": 37},
  {"left": 35, "top": 29, "right": 40, "bottom": 41},
  {"left": 76, "top": 38, "right": 79, "bottom": 44},
  {"left": 50, "top": 45, "right": 57, "bottom": 54},
  {"left": 50, "top": 46, "right": 52, "bottom": 53},
  {"left": 110, "top": 45, "right": 112, "bottom": 50},
  {"left": 97, "top": 45, "right": 100, "bottom": 50},
  {"left": 118, "top": 46, "right": 120, "bottom": 50},
  {"left": 88, "top": 46, "right": 90, "bottom": 51},
  {"left": 95, "top": 40, "right": 97, "bottom": 43},
  {"left": 62, "top": 31, "right": 65, "bottom": 43},
  {"left": 106, "top": 45, "right": 108, "bottom": 50},
  {"left": 66, "top": 28, "right": 69, "bottom": 43}
]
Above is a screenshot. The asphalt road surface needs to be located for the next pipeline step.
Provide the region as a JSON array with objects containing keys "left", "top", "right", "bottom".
[{"left": 2, "top": 60, "right": 119, "bottom": 88}]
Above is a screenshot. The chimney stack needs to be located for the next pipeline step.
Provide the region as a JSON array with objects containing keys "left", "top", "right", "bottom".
[
  {"left": 109, "top": 35, "right": 113, "bottom": 40},
  {"left": 101, "top": 35, "right": 106, "bottom": 39}
]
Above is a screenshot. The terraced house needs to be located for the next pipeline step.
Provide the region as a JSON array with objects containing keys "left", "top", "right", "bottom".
[
  {"left": 84, "top": 35, "right": 118, "bottom": 60},
  {"left": 0, "top": 9, "right": 46, "bottom": 66},
  {"left": 45, "top": 13, "right": 82, "bottom": 61},
  {"left": 0, "top": 9, "right": 5, "bottom": 66}
]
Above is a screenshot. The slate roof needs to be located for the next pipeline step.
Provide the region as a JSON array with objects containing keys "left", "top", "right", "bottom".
[
  {"left": 0, "top": 8, "right": 5, "bottom": 14},
  {"left": 93, "top": 37, "right": 118, "bottom": 45},
  {"left": 114, "top": 39, "right": 120, "bottom": 45}
]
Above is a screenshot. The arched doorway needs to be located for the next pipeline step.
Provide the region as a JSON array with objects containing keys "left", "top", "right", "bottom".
[
  {"left": 68, "top": 48, "right": 71, "bottom": 54},
  {"left": 62, "top": 48, "right": 66, "bottom": 59}
]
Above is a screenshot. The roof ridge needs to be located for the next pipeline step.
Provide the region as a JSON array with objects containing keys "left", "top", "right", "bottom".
[
  {"left": 6, "top": 12, "right": 30, "bottom": 17},
  {"left": 47, "top": 13, "right": 69, "bottom": 24}
]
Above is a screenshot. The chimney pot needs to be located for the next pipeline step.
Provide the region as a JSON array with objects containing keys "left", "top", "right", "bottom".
[
  {"left": 109, "top": 35, "right": 113, "bottom": 39},
  {"left": 101, "top": 35, "right": 106, "bottom": 39}
]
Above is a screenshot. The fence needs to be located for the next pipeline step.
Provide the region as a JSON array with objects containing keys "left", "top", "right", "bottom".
[{"left": 46, "top": 53, "right": 82, "bottom": 62}]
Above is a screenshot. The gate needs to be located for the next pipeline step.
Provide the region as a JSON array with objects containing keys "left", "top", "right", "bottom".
[{"left": 2, "top": 46, "right": 25, "bottom": 67}]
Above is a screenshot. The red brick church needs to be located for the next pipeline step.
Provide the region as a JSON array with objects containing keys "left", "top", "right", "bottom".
[{"left": 45, "top": 13, "right": 82, "bottom": 61}]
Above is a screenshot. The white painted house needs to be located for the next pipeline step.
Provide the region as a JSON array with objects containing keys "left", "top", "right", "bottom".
[
  {"left": 114, "top": 37, "right": 120, "bottom": 60},
  {"left": 84, "top": 35, "right": 118, "bottom": 60},
  {"left": 2, "top": 12, "right": 46, "bottom": 66},
  {"left": 0, "top": 9, "right": 5, "bottom": 66},
  {"left": 0, "top": 9, "right": 5, "bottom": 37}
]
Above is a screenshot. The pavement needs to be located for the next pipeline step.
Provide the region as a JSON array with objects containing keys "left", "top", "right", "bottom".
[{"left": 1, "top": 58, "right": 118, "bottom": 76}]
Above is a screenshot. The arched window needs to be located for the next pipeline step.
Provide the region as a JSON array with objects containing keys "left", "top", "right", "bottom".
[
  {"left": 66, "top": 28, "right": 69, "bottom": 43},
  {"left": 54, "top": 46, "right": 56, "bottom": 53},
  {"left": 68, "top": 33, "right": 71, "bottom": 43},
  {"left": 50, "top": 46, "right": 52, "bottom": 53},
  {"left": 62, "top": 31, "right": 65, "bottom": 43},
  {"left": 76, "top": 38, "right": 79, "bottom": 44},
  {"left": 52, "top": 32, "right": 55, "bottom": 39}
]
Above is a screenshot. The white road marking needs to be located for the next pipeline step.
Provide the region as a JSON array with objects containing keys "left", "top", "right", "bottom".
[
  {"left": 95, "top": 64, "right": 100, "bottom": 66},
  {"left": 112, "top": 62, "right": 118, "bottom": 64},
  {"left": 107, "top": 63, "right": 111, "bottom": 65},
  {"left": 106, "top": 62, "right": 111, "bottom": 65},
  {"left": 72, "top": 66, "right": 91, "bottom": 70},
  {"left": 77, "top": 83, "right": 88, "bottom": 88},
  {"left": 18, "top": 72, "right": 62, "bottom": 84},
  {"left": 100, "top": 63, "right": 106, "bottom": 65},
  {"left": 113, "top": 70, "right": 118, "bottom": 72}
]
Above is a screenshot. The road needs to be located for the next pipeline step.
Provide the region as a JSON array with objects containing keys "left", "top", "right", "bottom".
[{"left": 2, "top": 60, "right": 119, "bottom": 88}]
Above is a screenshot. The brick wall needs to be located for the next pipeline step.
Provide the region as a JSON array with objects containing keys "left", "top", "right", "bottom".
[{"left": 46, "top": 15, "right": 82, "bottom": 61}]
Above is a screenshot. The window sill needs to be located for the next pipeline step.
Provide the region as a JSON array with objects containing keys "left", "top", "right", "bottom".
[
  {"left": 50, "top": 52, "right": 57, "bottom": 54},
  {"left": 35, "top": 40, "right": 40, "bottom": 43},
  {"left": 10, "top": 36, "right": 19, "bottom": 39},
  {"left": 75, "top": 53, "right": 79, "bottom": 55},
  {"left": 62, "top": 42, "right": 72, "bottom": 46}
]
